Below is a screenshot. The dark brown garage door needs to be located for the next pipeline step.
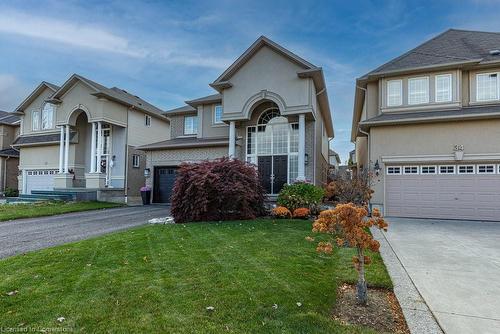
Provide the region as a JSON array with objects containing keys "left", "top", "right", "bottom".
[{"left": 153, "top": 167, "right": 178, "bottom": 203}]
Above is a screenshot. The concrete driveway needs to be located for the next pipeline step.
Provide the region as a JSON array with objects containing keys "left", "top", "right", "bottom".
[
  {"left": 0, "top": 205, "right": 168, "bottom": 259},
  {"left": 383, "top": 217, "right": 500, "bottom": 334}
]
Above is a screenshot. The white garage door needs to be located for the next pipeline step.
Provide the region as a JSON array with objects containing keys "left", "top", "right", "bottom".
[
  {"left": 26, "top": 170, "right": 57, "bottom": 194},
  {"left": 385, "top": 164, "right": 500, "bottom": 221}
]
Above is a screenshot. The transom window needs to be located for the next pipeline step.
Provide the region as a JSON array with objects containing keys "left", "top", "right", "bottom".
[
  {"left": 214, "top": 105, "right": 223, "bottom": 124},
  {"left": 421, "top": 166, "right": 437, "bottom": 174},
  {"left": 408, "top": 77, "right": 429, "bottom": 105},
  {"left": 439, "top": 165, "right": 455, "bottom": 174},
  {"left": 184, "top": 115, "right": 198, "bottom": 135},
  {"left": 477, "top": 73, "right": 499, "bottom": 101},
  {"left": 403, "top": 166, "right": 419, "bottom": 174},
  {"left": 435, "top": 74, "right": 452, "bottom": 102},
  {"left": 458, "top": 165, "right": 475, "bottom": 174},
  {"left": 386, "top": 166, "right": 402, "bottom": 175},
  {"left": 387, "top": 80, "right": 402, "bottom": 107},
  {"left": 477, "top": 164, "right": 495, "bottom": 174}
]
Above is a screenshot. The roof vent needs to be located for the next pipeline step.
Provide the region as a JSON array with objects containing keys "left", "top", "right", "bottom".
[{"left": 489, "top": 49, "right": 500, "bottom": 56}]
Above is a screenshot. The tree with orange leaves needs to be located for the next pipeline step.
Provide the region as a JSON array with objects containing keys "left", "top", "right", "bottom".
[{"left": 312, "top": 203, "right": 388, "bottom": 305}]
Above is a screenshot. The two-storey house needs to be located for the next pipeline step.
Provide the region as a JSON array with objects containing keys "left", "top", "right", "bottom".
[
  {"left": 352, "top": 29, "right": 500, "bottom": 221},
  {"left": 13, "top": 74, "right": 170, "bottom": 203},
  {"left": 139, "top": 36, "right": 334, "bottom": 203},
  {"left": 0, "top": 110, "right": 20, "bottom": 194}
]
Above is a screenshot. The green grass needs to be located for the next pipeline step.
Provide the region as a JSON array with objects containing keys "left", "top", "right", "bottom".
[
  {"left": 0, "top": 201, "right": 123, "bottom": 221},
  {"left": 0, "top": 219, "right": 392, "bottom": 333}
]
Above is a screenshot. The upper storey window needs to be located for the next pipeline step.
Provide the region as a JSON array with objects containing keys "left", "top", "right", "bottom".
[
  {"left": 387, "top": 80, "right": 402, "bottom": 106},
  {"left": 184, "top": 115, "right": 198, "bottom": 135},
  {"left": 408, "top": 77, "right": 429, "bottom": 105},
  {"left": 477, "top": 72, "right": 499, "bottom": 101},
  {"left": 32, "top": 110, "right": 40, "bottom": 131},
  {"left": 33, "top": 103, "right": 55, "bottom": 131},
  {"left": 435, "top": 74, "right": 452, "bottom": 102},
  {"left": 214, "top": 105, "right": 223, "bottom": 124}
]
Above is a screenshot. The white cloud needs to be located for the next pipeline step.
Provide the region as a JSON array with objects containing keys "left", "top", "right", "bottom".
[{"left": 0, "top": 74, "right": 29, "bottom": 111}]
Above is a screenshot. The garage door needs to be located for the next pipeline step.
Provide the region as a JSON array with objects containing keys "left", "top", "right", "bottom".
[
  {"left": 26, "top": 170, "right": 57, "bottom": 194},
  {"left": 153, "top": 167, "right": 177, "bottom": 203},
  {"left": 385, "top": 164, "right": 500, "bottom": 221}
]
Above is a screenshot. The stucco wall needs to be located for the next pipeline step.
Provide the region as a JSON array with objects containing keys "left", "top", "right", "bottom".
[
  {"left": 21, "top": 87, "right": 55, "bottom": 135},
  {"left": 127, "top": 108, "right": 170, "bottom": 146},
  {"left": 200, "top": 103, "right": 228, "bottom": 138}
]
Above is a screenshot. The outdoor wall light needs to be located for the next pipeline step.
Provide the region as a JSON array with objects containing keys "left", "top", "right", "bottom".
[
  {"left": 144, "top": 168, "right": 151, "bottom": 178},
  {"left": 374, "top": 160, "right": 381, "bottom": 176}
]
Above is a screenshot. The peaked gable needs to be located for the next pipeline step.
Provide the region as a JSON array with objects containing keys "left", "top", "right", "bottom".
[{"left": 15, "top": 81, "right": 59, "bottom": 113}]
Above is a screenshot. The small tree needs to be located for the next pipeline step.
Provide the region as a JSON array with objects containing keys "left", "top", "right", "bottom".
[{"left": 312, "top": 203, "right": 388, "bottom": 305}]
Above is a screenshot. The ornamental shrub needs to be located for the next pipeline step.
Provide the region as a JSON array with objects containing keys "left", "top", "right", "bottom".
[
  {"left": 271, "top": 206, "right": 292, "bottom": 219},
  {"left": 292, "top": 207, "right": 310, "bottom": 219},
  {"left": 277, "top": 181, "right": 325, "bottom": 212},
  {"left": 171, "top": 158, "right": 266, "bottom": 224}
]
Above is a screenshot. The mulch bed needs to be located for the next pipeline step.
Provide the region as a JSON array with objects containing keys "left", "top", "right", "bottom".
[{"left": 333, "top": 283, "right": 410, "bottom": 333}]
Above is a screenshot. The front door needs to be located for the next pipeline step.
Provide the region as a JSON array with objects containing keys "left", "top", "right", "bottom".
[
  {"left": 258, "top": 155, "right": 288, "bottom": 194},
  {"left": 153, "top": 167, "right": 177, "bottom": 203}
]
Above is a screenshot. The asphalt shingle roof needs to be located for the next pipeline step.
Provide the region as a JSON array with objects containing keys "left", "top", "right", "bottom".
[
  {"left": 137, "top": 136, "right": 229, "bottom": 150},
  {"left": 13, "top": 132, "right": 77, "bottom": 146},
  {"left": 0, "top": 111, "right": 20, "bottom": 125}
]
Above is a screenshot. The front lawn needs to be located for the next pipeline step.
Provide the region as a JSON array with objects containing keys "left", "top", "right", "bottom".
[
  {"left": 0, "top": 201, "right": 123, "bottom": 222},
  {"left": 0, "top": 219, "right": 392, "bottom": 333}
]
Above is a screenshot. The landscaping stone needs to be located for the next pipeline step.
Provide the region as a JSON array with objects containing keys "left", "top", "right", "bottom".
[{"left": 148, "top": 217, "right": 175, "bottom": 224}]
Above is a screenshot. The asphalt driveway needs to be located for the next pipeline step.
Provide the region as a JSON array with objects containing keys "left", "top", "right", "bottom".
[
  {"left": 383, "top": 217, "right": 500, "bottom": 334},
  {"left": 0, "top": 205, "right": 169, "bottom": 259}
]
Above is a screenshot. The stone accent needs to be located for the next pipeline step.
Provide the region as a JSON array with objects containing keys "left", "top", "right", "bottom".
[
  {"left": 85, "top": 173, "right": 106, "bottom": 188},
  {"left": 54, "top": 174, "right": 74, "bottom": 188}
]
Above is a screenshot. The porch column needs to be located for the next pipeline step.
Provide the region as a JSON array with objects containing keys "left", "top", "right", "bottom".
[
  {"left": 297, "top": 114, "right": 306, "bottom": 181},
  {"left": 90, "top": 122, "right": 96, "bottom": 173},
  {"left": 228, "top": 121, "right": 236, "bottom": 158},
  {"left": 96, "top": 121, "right": 102, "bottom": 173},
  {"left": 64, "top": 125, "right": 70, "bottom": 173},
  {"left": 58, "top": 126, "right": 64, "bottom": 173}
]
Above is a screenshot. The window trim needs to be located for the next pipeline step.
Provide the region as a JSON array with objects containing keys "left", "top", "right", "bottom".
[
  {"left": 41, "top": 103, "right": 55, "bottom": 130},
  {"left": 420, "top": 165, "right": 437, "bottom": 175},
  {"left": 387, "top": 79, "right": 403, "bottom": 107},
  {"left": 476, "top": 72, "right": 499, "bottom": 102},
  {"left": 132, "top": 154, "right": 140, "bottom": 168},
  {"left": 386, "top": 166, "right": 402, "bottom": 175},
  {"left": 439, "top": 165, "right": 456, "bottom": 174},
  {"left": 458, "top": 165, "right": 475, "bottom": 174},
  {"left": 477, "top": 164, "right": 496, "bottom": 174},
  {"left": 408, "top": 76, "right": 430, "bottom": 105},
  {"left": 403, "top": 165, "right": 419, "bottom": 174},
  {"left": 213, "top": 105, "right": 224, "bottom": 125},
  {"left": 183, "top": 115, "right": 198, "bottom": 135},
  {"left": 435, "top": 74, "right": 452, "bottom": 103},
  {"left": 32, "top": 110, "right": 41, "bottom": 131},
  {"left": 145, "top": 115, "right": 152, "bottom": 127}
]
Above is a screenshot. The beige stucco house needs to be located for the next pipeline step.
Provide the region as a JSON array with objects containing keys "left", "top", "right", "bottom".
[
  {"left": 13, "top": 74, "right": 170, "bottom": 203},
  {"left": 138, "top": 36, "right": 334, "bottom": 202},
  {"left": 352, "top": 29, "right": 500, "bottom": 221}
]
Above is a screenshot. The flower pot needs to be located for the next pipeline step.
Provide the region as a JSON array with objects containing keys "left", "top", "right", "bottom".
[{"left": 141, "top": 190, "right": 151, "bottom": 205}]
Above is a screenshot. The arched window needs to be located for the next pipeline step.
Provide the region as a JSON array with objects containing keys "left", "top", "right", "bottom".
[
  {"left": 258, "top": 108, "right": 280, "bottom": 125},
  {"left": 41, "top": 103, "right": 54, "bottom": 129}
]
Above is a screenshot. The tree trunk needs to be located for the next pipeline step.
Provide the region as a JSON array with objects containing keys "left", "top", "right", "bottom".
[{"left": 356, "top": 247, "right": 367, "bottom": 305}]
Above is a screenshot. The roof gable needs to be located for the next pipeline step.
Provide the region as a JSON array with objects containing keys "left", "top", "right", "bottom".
[{"left": 14, "top": 81, "right": 59, "bottom": 113}]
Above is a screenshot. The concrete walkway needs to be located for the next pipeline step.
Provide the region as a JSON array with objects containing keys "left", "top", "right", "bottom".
[
  {"left": 379, "top": 217, "right": 500, "bottom": 334},
  {"left": 0, "top": 205, "right": 169, "bottom": 259}
]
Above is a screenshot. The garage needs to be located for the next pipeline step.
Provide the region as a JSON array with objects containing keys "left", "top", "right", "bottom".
[
  {"left": 385, "top": 164, "right": 500, "bottom": 221},
  {"left": 153, "top": 167, "right": 178, "bottom": 203},
  {"left": 25, "top": 169, "right": 57, "bottom": 194}
]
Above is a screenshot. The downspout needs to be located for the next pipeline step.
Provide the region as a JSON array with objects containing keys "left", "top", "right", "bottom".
[{"left": 2, "top": 156, "right": 8, "bottom": 193}]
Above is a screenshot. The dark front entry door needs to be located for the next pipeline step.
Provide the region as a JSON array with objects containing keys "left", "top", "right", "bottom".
[
  {"left": 258, "top": 155, "right": 288, "bottom": 194},
  {"left": 153, "top": 167, "right": 177, "bottom": 203}
]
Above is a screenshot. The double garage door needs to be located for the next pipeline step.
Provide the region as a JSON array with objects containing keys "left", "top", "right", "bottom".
[
  {"left": 25, "top": 170, "right": 57, "bottom": 194},
  {"left": 386, "top": 164, "right": 500, "bottom": 221}
]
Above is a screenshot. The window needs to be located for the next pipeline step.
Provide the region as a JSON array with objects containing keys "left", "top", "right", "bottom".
[
  {"left": 32, "top": 110, "right": 40, "bottom": 130},
  {"left": 421, "top": 166, "right": 437, "bottom": 174},
  {"left": 213, "top": 105, "right": 223, "bottom": 124},
  {"left": 403, "top": 166, "right": 419, "bottom": 174},
  {"left": 477, "top": 164, "right": 495, "bottom": 174},
  {"left": 145, "top": 115, "right": 151, "bottom": 127},
  {"left": 408, "top": 77, "right": 429, "bottom": 104},
  {"left": 435, "top": 74, "right": 452, "bottom": 102},
  {"left": 132, "top": 155, "right": 140, "bottom": 168},
  {"left": 184, "top": 115, "right": 198, "bottom": 135},
  {"left": 41, "top": 103, "right": 54, "bottom": 129},
  {"left": 387, "top": 80, "right": 402, "bottom": 106},
  {"left": 386, "top": 166, "right": 402, "bottom": 175},
  {"left": 439, "top": 165, "right": 455, "bottom": 174},
  {"left": 458, "top": 165, "right": 475, "bottom": 174},
  {"left": 477, "top": 73, "right": 499, "bottom": 101}
]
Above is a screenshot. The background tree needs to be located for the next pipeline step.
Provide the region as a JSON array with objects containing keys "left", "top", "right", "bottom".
[
  {"left": 325, "top": 170, "right": 374, "bottom": 206},
  {"left": 312, "top": 203, "right": 388, "bottom": 304}
]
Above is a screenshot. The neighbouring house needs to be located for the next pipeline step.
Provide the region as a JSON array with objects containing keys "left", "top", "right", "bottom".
[
  {"left": 351, "top": 29, "right": 500, "bottom": 221},
  {"left": 138, "top": 36, "right": 334, "bottom": 203},
  {"left": 0, "top": 110, "right": 20, "bottom": 194},
  {"left": 328, "top": 149, "right": 341, "bottom": 177},
  {"left": 13, "top": 75, "right": 170, "bottom": 203}
]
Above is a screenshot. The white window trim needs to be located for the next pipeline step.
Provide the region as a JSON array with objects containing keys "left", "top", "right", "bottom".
[
  {"left": 477, "top": 164, "right": 496, "bottom": 174},
  {"left": 408, "top": 76, "right": 430, "bottom": 105},
  {"left": 387, "top": 79, "right": 403, "bottom": 107},
  {"left": 386, "top": 166, "right": 402, "bottom": 175},
  {"left": 476, "top": 72, "right": 499, "bottom": 102},
  {"left": 439, "top": 165, "right": 456, "bottom": 174},
  {"left": 403, "top": 165, "right": 419, "bottom": 174},
  {"left": 213, "top": 105, "right": 225, "bottom": 125},
  {"left": 32, "top": 110, "right": 40, "bottom": 131},
  {"left": 435, "top": 74, "right": 452, "bottom": 103},
  {"left": 184, "top": 115, "right": 198, "bottom": 135},
  {"left": 132, "top": 154, "right": 140, "bottom": 168},
  {"left": 420, "top": 165, "right": 437, "bottom": 175},
  {"left": 458, "top": 165, "right": 475, "bottom": 174},
  {"left": 145, "top": 115, "right": 152, "bottom": 127}
]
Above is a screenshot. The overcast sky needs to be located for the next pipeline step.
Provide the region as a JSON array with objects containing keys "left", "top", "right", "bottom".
[{"left": 1, "top": 0, "right": 499, "bottom": 162}]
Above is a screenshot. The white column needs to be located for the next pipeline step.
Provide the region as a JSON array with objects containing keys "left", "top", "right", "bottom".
[
  {"left": 297, "top": 114, "right": 306, "bottom": 181},
  {"left": 90, "top": 122, "right": 96, "bottom": 173},
  {"left": 228, "top": 121, "right": 236, "bottom": 158},
  {"left": 64, "top": 125, "right": 70, "bottom": 173},
  {"left": 58, "top": 126, "right": 64, "bottom": 173},
  {"left": 96, "top": 121, "right": 102, "bottom": 173}
]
